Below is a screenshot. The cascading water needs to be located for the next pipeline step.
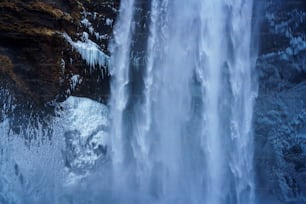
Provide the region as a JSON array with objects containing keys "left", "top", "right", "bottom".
[
  {"left": 0, "top": 0, "right": 257, "bottom": 203},
  {"left": 110, "top": 0, "right": 257, "bottom": 204}
]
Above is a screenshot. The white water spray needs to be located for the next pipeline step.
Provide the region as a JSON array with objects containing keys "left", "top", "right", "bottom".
[{"left": 110, "top": 0, "right": 257, "bottom": 203}]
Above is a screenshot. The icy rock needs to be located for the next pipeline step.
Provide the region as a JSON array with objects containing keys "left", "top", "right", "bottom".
[{"left": 59, "top": 96, "right": 109, "bottom": 182}]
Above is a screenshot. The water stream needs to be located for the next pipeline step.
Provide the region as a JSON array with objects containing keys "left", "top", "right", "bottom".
[{"left": 110, "top": 0, "right": 257, "bottom": 203}]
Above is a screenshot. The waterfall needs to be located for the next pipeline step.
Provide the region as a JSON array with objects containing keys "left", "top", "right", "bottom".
[{"left": 110, "top": 0, "right": 257, "bottom": 203}]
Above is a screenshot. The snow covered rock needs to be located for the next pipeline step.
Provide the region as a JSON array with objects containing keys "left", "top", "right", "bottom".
[{"left": 59, "top": 96, "right": 109, "bottom": 184}]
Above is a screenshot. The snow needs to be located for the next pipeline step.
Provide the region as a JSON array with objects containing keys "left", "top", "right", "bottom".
[
  {"left": 80, "top": 11, "right": 109, "bottom": 41},
  {"left": 81, "top": 18, "right": 91, "bottom": 28},
  {"left": 59, "top": 96, "right": 110, "bottom": 185},
  {"left": 60, "top": 96, "right": 109, "bottom": 140},
  {"left": 106, "top": 18, "right": 113, "bottom": 26},
  {"left": 290, "top": 36, "right": 306, "bottom": 55},
  {"left": 262, "top": 35, "right": 306, "bottom": 61}
]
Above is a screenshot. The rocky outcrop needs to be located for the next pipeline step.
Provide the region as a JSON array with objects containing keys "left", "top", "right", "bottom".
[
  {"left": 0, "top": 0, "right": 118, "bottom": 138},
  {"left": 255, "top": 0, "right": 306, "bottom": 203},
  {"left": 0, "top": 0, "right": 119, "bottom": 105}
]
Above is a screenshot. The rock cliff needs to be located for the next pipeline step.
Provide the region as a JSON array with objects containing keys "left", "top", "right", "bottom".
[
  {"left": 0, "top": 0, "right": 118, "bottom": 105},
  {"left": 255, "top": 0, "right": 306, "bottom": 203},
  {"left": 0, "top": 0, "right": 118, "bottom": 138}
]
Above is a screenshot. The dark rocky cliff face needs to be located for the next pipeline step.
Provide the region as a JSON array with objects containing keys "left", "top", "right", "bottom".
[
  {"left": 0, "top": 0, "right": 119, "bottom": 105},
  {"left": 0, "top": 0, "right": 119, "bottom": 138},
  {"left": 255, "top": 0, "right": 306, "bottom": 203}
]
